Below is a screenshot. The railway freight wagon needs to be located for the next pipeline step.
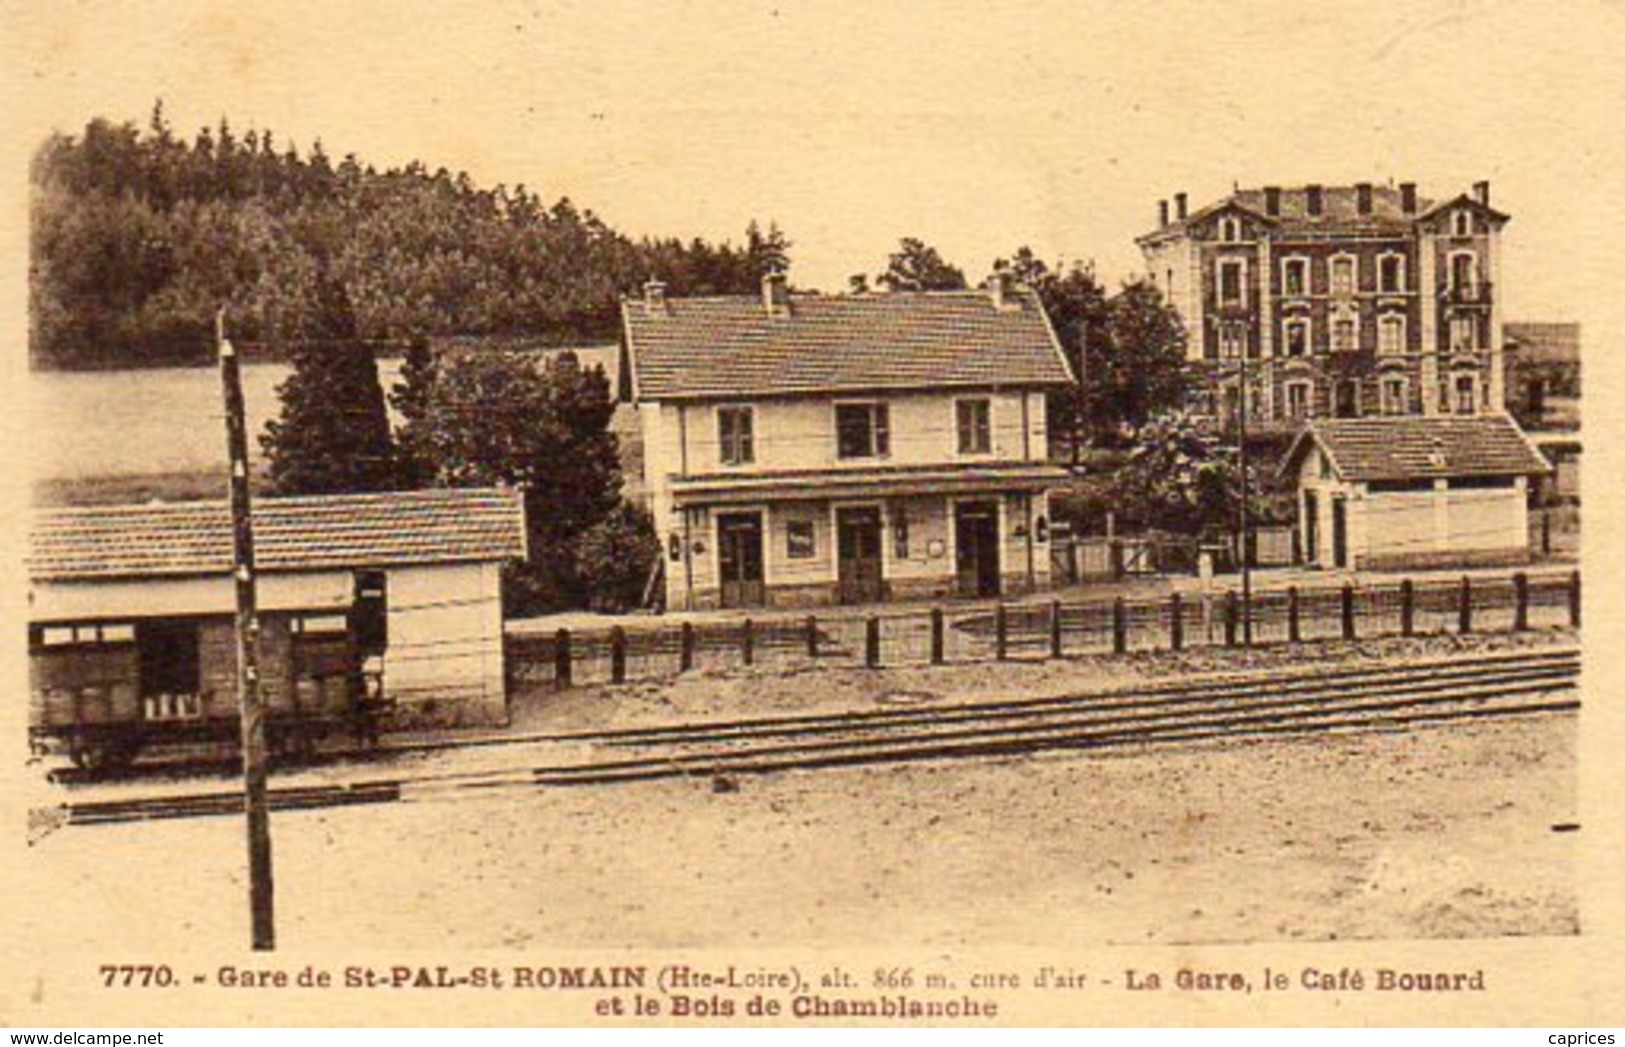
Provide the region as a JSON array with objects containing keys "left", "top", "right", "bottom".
[{"left": 27, "top": 488, "right": 528, "bottom": 771}]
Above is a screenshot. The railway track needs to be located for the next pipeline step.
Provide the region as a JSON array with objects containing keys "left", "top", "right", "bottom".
[{"left": 43, "top": 647, "right": 1578, "bottom": 828}]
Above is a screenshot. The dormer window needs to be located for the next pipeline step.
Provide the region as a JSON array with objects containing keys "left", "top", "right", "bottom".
[
  {"left": 1218, "top": 216, "right": 1242, "bottom": 243},
  {"left": 1452, "top": 210, "right": 1472, "bottom": 237}
]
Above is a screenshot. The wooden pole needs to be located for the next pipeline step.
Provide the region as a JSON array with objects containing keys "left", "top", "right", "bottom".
[
  {"left": 1049, "top": 599, "right": 1064, "bottom": 659},
  {"left": 1513, "top": 572, "right": 1529, "bottom": 632},
  {"left": 679, "top": 621, "right": 695, "bottom": 672},
  {"left": 930, "top": 607, "right": 945, "bottom": 665},
  {"left": 865, "top": 616, "right": 881, "bottom": 669},
  {"left": 218, "top": 311, "right": 275, "bottom": 951},
  {"left": 1400, "top": 578, "right": 1415, "bottom": 638},
  {"left": 1112, "top": 597, "right": 1128, "bottom": 654},
  {"left": 995, "top": 603, "right": 1008, "bottom": 661},
  {"left": 609, "top": 626, "right": 627, "bottom": 684},
  {"left": 1169, "top": 592, "right": 1183, "bottom": 651},
  {"left": 1341, "top": 583, "right": 1356, "bottom": 640},
  {"left": 1287, "top": 586, "right": 1301, "bottom": 644},
  {"left": 1570, "top": 569, "right": 1582, "bottom": 629}
]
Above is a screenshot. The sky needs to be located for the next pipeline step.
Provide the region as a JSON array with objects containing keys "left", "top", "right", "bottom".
[{"left": 2, "top": 0, "right": 1620, "bottom": 324}]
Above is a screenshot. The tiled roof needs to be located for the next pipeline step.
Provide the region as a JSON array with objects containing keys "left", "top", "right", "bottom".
[
  {"left": 30, "top": 488, "right": 527, "bottom": 582},
  {"left": 1145, "top": 184, "right": 1453, "bottom": 242},
  {"left": 1285, "top": 415, "right": 1550, "bottom": 483},
  {"left": 1504, "top": 322, "right": 1580, "bottom": 365},
  {"left": 621, "top": 289, "right": 1074, "bottom": 401}
]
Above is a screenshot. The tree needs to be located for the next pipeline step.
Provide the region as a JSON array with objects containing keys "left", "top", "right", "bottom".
[
  {"left": 1000, "top": 247, "right": 1188, "bottom": 451},
  {"left": 575, "top": 501, "right": 660, "bottom": 612},
  {"left": 878, "top": 237, "right": 967, "bottom": 292},
  {"left": 996, "top": 248, "right": 1110, "bottom": 462},
  {"left": 389, "top": 334, "right": 438, "bottom": 489},
  {"left": 1110, "top": 413, "right": 1275, "bottom": 536},
  {"left": 745, "top": 219, "right": 792, "bottom": 279},
  {"left": 417, "top": 349, "right": 623, "bottom": 613},
  {"left": 260, "top": 272, "right": 398, "bottom": 494},
  {"left": 1094, "top": 277, "right": 1190, "bottom": 442}
]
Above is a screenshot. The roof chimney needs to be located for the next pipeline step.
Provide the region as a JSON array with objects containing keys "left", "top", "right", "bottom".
[
  {"left": 1400, "top": 181, "right": 1417, "bottom": 214},
  {"left": 1264, "top": 186, "right": 1281, "bottom": 216},
  {"left": 1356, "top": 181, "right": 1373, "bottom": 215},
  {"left": 643, "top": 279, "right": 667, "bottom": 313},
  {"left": 762, "top": 271, "right": 790, "bottom": 317},
  {"left": 987, "top": 270, "right": 1017, "bottom": 310},
  {"left": 1473, "top": 180, "right": 1490, "bottom": 206},
  {"left": 1174, "top": 192, "right": 1188, "bottom": 221},
  {"left": 1158, "top": 199, "right": 1169, "bottom": 227},
  {"left": 1306, "top": 184, "right": 1323, "bottom": 216}
]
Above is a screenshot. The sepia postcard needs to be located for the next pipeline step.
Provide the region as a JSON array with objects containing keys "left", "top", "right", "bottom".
[{"left": 3, "top": 0, "right": 1623, "bottom": 1028}]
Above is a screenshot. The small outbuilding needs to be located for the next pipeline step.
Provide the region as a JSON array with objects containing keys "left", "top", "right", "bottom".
[
  {"left": 28, "top": 488, "right": 527, "bottom": 765},
  {"left": 1281, "top": 415, "right": 1549, "bottom": 570}
]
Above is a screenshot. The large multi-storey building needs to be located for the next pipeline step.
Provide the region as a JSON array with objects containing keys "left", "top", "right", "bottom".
[{"left": 1136, "top": 181, "right": 1508, "bottom": 431}]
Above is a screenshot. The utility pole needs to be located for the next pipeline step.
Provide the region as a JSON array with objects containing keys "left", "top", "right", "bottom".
[
  {"left": 218, "top": 308, "right": 275, "bottom": 950},
  {"left": 1235, "top": 357, "right": 1253, "bottom": 647}
]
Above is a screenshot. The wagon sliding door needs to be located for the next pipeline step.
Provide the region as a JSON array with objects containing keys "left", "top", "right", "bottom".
[{"left": 136, "top": 621, "right": 202, "bottom": 720}]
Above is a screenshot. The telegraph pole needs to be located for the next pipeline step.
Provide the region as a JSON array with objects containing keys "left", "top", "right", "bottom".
[
  {"left": 218, "top": 308, "right": 275, "bottom": 950},
  {"left": 1235, "top": 357, "right": 1253, "bottom": 647}
]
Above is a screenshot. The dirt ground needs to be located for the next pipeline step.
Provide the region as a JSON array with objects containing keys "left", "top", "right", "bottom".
[
  {"left": 24, "top": 707, "right": 1577, "bottom": 953},
  {"left": 509, "top": 629, "right": 1576, "bottom": 736}
]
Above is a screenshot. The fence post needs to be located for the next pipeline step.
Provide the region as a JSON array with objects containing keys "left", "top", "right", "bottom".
[
  {"left": 742, "top": 617, "right": 754, "bottom": 666},
  {"left": 1109, "top": 539, "right": 1124, "bottom": 579},
  {"left": 609, "top": 626, "right": 627, "bottom": 684},
  {"left": 679, "top": 621, "right": 695, "bottom": 672},
  {"left": 1400, "top": 578, "right": 1415, "bottom": 638},
  {"left": 865, "top": 615, "right": 881, "bottom": 669},
  {"left": 1513, "top": 572, "right": 1529, "bottom": 632},
  {"left": 1341, "top": 584, "right": 1356, "bottom": 640},
  {"left": 1570, "top": 569, "right": 1581, "bottom": 628},
  {"left": 930, "top": 607, "right": 945, "bottom": 665},
  {"left": 1169, "top": 592, "right": 1184, "bottom": 651},
  {"left": 1223, "top": 591, "right": 1238, "bottom": 647},
  {"left": 1542, "top": 510, "right": 1552, "bottom": 557},
  {"left": 995, "top": 603, "right": 1009, "bottom": 661},
  {"left": 554, "top": 627, "right": 572, "bottom": 691},
  {"left": 1458, "top": 576, "right": 1473, "bottom": 634},
  {"left": 1112, "top": 597, "right": 1128, "bottom": 655},
  {"left": 1287, "top": 586, "right": 1301, "bottom": 644},
  {"left": 805, "top": 615, "right": 819, "bottom": 659},
  {"left": 1050, "top": 599, "right": 1064, "bottom": 659}
]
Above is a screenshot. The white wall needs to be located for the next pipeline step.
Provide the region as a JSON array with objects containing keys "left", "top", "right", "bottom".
[
  {"left": 385, "top": 561, "right": 506, "bottom": 722},
  {"left": 648, "top": 389, "right": 1041, "bottom": 478},
  {"left": 32, "top": 570, "right": 352, "bottom": 621}
]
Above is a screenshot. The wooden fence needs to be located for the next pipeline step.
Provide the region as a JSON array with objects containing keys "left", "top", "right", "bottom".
[{"left": 506, "top": 569, "right": 1580, "bottom": 692}]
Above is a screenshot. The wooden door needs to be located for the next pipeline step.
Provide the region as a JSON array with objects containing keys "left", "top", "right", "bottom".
[
  {"left": 955, "top": 502, "right": 1001, "bottom": 598},
  {"left": 717, "top": 513, "right": 765, "bottom": 608},
  {"left": 837, "top": 507, "right": 884, "bottom": 604}
]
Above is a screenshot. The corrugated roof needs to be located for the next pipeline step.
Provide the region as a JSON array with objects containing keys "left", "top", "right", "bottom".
[
  {"left": 30, "top": 488, "right": 528, "bottom": 582},
  {"left": 621, "top": 289, "right": 1074, "bottom": 401},
  {"left": 1285, "top": 415, "right": 1550, "bottom": 483}
]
